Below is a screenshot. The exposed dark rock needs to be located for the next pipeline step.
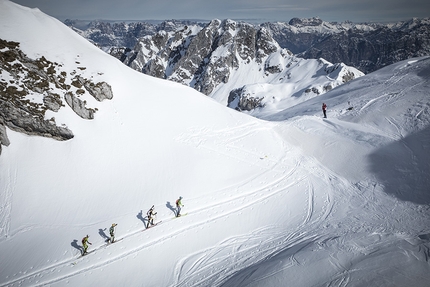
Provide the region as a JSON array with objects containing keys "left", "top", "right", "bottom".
[
  {"left": 0, "top": 118, "right": 10, "bottom": 155},
  {"left": 228, "top": 88, "right": 264, "bottom": 111},
  {"left": 0, "top": 38, "right": 114, "bottom": 151},
  {"left": 64, "top": 92, "right": 95, "bottom": 119},
  {"left": 43, "top": 92, "right": 63, "bottom": 112},
  {"left": 77, "top": 76, "right": 113, "bottom": 101},
  {"left": 0, "top": 97, "right": 73, "bottom": 141}
]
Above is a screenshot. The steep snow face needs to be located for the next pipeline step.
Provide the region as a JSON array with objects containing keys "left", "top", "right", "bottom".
[{"left": 1, "top": 1, "right": 430, "bottom": 287}]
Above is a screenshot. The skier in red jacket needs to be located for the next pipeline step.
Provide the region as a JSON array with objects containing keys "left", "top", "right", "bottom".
[{"left": 322, "top": 103, "right": 327, "bottom": 118}]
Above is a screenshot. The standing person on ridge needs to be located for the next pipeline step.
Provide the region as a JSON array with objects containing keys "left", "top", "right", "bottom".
[
  {"left": 176, "top": 196, "right": 184, "bottom": 217},
  {"left": 82, "top": 235, "right": 92, "bottom": 255},
  {"left": 322, "top": 103, "right": 327, "bottom": 118},
  {"left": 146, "top": 205, "right": 157, "bottom": 228},
  {"left": 109, "top": 223, "right": 117, "bottom": 243}
]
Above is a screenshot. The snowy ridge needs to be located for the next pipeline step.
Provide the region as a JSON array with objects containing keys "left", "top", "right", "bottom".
[{"left": 1, "top": 1, "right": 430, "bottom": 287}]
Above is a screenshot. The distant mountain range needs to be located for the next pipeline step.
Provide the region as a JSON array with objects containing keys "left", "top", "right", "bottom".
[
  {"left": 263, "top": 17, "right": 430, "bottom": 74},
  {"left": 65, "top": 17, "right": 430, "bottom": 75},
  {"left": 65, "top": 18, "right": 365, "bottom": 108}
]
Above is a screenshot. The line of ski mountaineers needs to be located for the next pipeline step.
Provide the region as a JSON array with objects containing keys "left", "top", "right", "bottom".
[
  {"left": 81, "top": 196, "right": 184, "bottom": 255},
  {"left": 81, "top": 104, "right": 333, "bottom": 254}
]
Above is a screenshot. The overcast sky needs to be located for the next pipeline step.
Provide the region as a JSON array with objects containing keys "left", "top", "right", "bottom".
[{"left": 11, "top": 0, "right": 430, "bottom": 23}]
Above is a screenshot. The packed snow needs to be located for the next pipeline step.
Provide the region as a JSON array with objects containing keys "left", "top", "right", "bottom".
[{"left": 0, "top": 1, "right": 429, "bottom": 286}]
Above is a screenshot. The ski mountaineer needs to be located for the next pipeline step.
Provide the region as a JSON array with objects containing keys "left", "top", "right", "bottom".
[
  {"left": 82, "top": 235, "right": 92, "bottom": 255},
  {"left": 176, "top": 196, "right": 184, "bottom": 217},
  {"left": 109, "top": 223, "right": 117, "bottom": 243},
  {"left": 146, "top": 205, "right": 157, "bottom": 228},
  {"left": 322, "top": 103, "right": 327, "bottom": 118}
]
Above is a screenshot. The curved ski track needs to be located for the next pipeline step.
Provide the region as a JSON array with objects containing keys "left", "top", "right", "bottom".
[
  {"left": 171, "top": 154, "right": 340, "bottom": 287},
  {"left": 1, "top": 122, "right": 338, "bottom": 287}
]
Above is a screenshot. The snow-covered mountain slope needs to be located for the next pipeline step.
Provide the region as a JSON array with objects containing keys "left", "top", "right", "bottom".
[
  {"left": 1, "top": 1, "right": 429, "bottom": 287},
  {"left": 227, "top": 57, "right": 361, "bottom": 112},
  {"left": 123, "top": 19, "right": 363, "bottom": 107}
]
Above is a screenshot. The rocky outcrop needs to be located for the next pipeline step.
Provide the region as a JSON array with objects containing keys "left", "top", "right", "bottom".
[
  {"left": 0, "top": 38, "right": 113, "bottom": 150},
  {"left": 64, "top": 92, "right": 95, "bottom": 119},
  {"left": 0, "top": 97, "right": 74, "bottom": 141},
  {"left": 0, "top": 119, "right": 10, "bottom": 154},
  {"left": 76, "top": 76, "right": 113, "bottom": 101},
  {"left": 228, "top": 88, "right": 264, "bottom": 111}
]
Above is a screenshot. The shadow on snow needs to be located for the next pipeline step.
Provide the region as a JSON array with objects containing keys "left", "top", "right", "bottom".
[{"left": 368, "top": 126, "right": 430, "bottom": 204}]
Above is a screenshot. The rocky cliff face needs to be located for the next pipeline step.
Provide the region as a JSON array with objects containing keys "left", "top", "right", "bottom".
[
  {"left": 0, "top": 39, "right": 113, "bottom": 153},
  {"left": 65, "top": 19, "right": 205, "bottom": 54},
  {"left": 262, "top": 17, "right": 430, "bottom": 74},
  {"left": 64, "top": 20, "right": 157, "bottom": 52},
  {"left": 123, "top": 19, "right": 289, "bottom": 97}
]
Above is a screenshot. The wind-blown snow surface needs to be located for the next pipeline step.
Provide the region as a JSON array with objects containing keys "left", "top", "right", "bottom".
[{"left": 0, "top": 1, "right": 429, "bottom": 286}]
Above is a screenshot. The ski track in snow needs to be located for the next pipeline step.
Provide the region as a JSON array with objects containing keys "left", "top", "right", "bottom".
[
  {"left": 0, "top": 122, "right": 341, "bottom": 287},
  {"left": 176, "top": 122, "right": 283, "bottom": 170},
  {"left": 170, "top": 153, "right": 340, "bottom": 287},
  {"left": 2, "top": 178, "right": 302, "bottom": 286},
  {"left": 0, "top": 167, "right": 15, "bottom": 240},
  {"left": 0, "top": 123, "right": 303, "bottom": 287},
  {"left": 6, "top": 112, "right": 423, "bottom": 287}
]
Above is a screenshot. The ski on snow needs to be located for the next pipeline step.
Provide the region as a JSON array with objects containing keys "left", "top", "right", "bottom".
[
  {"left": 173, "top": 213, "right": 188, "bottom": 219},
  {"left": 105, "top": 237, "right": 124, "bottom": 245},
  {"left": 75, "top": 237, "right": 124, "bottom": 261},
  {"left": 143, "top": 221, "right": 162, "bottom": 231}
]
